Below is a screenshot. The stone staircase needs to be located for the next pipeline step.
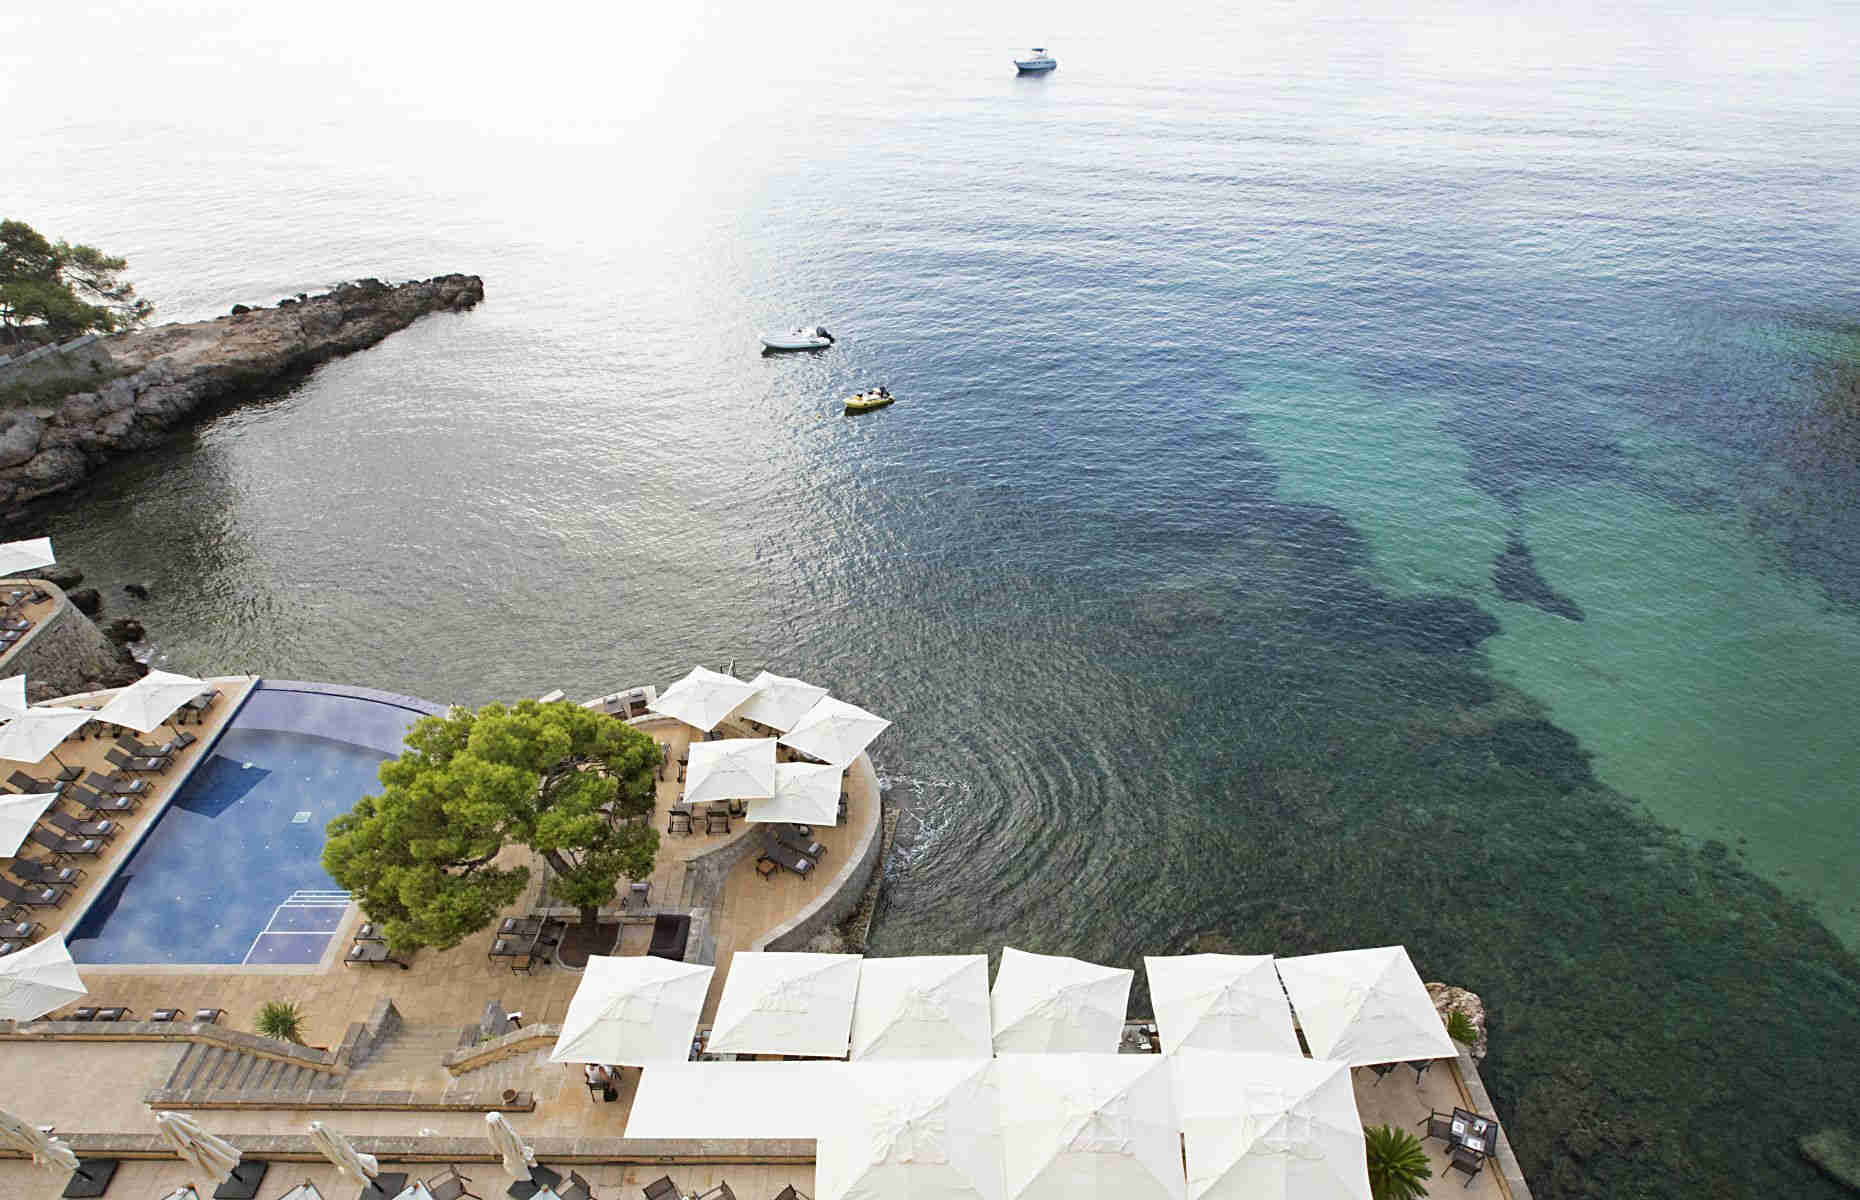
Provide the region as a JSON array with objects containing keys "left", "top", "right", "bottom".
[
  {"left": 163, "top": 1041, "right": 341, "bottom": 1099},
  {"left": 443, "top": 1044, "right": 556, "bottom": 1104},
  {"left": 341, "top": 1023, "right": 465, "bottom": 1092}
]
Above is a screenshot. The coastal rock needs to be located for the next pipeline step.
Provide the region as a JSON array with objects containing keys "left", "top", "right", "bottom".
[
  {"left": 123, "top": 583, "right": 150, "bottom": 600},
  {"left": 1427, "top": 982, "right": 1488, "bottom": 1060},
  {"left": 0, "top": 274, "right": 484, "bottom": 509},
  {"left": 0, "top": 413, "right": 45, "bottom": 469},
  {"left": 66, "top": 587, "right": 102, "bottom": 616},
  {"left": 104, "top": 618, "right": 145, "bottom": 643},
  {"left": 230, "top": 304, "right": 251, "bottom": 315},
  {"left": 39, "top": 563, "right": 82, "bottom": 589},
  {"left": 1801, "top": 1129, "right": 1860, "bottom": 1194}
]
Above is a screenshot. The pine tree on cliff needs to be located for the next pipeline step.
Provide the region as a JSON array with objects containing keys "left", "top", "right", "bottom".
[{"left": 0, "top": 219, "right": 153, "bottom": 343}]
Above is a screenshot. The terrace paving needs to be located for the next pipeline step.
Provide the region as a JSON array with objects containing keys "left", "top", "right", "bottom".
[{"left": 1353, "top": 1059, "right": 1513, "bottom": 1199}]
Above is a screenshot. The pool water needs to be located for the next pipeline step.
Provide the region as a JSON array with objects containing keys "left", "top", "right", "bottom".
[{"left": 67, "top": 727, "right": 388, "bottom": 965}]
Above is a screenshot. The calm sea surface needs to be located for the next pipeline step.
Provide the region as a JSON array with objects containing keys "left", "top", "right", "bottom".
[{"left": 7, "top": 2, "right": 1860, "bottom": 1195}]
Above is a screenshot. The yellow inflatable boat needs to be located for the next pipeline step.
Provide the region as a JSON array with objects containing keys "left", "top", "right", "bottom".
[{"left": 845, "top": 387, "right": 896, "bottom": 414}]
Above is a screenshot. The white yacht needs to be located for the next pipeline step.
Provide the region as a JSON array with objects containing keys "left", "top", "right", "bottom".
[
  {"left": 1014, "top": 47, "right": 1057, "bottom": 73},
  {"left": 760, "top": 325, "right": 835, "bottom": 352}
]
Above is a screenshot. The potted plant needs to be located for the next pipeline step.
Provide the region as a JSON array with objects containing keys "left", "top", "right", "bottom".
[{"left": 1364, "top": 1124, "right": 1432, "bottom": 1200}]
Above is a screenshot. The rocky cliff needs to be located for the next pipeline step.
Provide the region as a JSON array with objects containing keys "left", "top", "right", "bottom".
[{"left": 0, "top": 273, "right": 483, "bottom": 510}]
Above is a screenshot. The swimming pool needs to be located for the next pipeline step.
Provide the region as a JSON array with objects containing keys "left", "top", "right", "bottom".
[{"left": 66, "top": 681, "right": 445, "bottom": 966}]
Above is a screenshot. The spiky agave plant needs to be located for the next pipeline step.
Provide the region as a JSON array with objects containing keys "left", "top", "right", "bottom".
[
  {"left": 1364, "top": 1124, "right": 1433, "bottom": 1200},
  {"left": 256, "top": 999, "right": 306, "bottom": 1044}
]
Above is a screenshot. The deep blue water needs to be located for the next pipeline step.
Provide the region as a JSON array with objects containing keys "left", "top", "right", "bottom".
[
  {"left": 67, "top": 727, "right": 381, "bottom": 964},
  {"left": 8, "top": 2, "right": 1860, "bottom": 1194}
]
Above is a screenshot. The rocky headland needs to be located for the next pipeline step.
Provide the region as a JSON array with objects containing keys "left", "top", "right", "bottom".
[{"left": 0, "top": 274, "right": 483, "bottom": 512}]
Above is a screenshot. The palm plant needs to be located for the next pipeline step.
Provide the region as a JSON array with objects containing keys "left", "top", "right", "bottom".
[
  {"left": 256, "top": 999, "right": 306, "bottom": 1044},
  {"left": 1445, "top": 1009, "right": 1478, "bottom": 1045},
  {"left": 1364, "top": 1124, "right": 1432, "bottom": 1200}
]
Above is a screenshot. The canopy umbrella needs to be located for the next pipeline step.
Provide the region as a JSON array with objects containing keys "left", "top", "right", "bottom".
[
  {"left": 0, "top": 674, "right": 27, "bottom": 717},
  {"left": 0, "top": 1106, "right": 80, "bottom": 1179},
  {"left": 778, "top": 697, "right": 891, "bottom": 767},
  {"left": 0, "top": 537, "right": 55, "bottom": 581},
  {"left": 734, "top": 671, "right": 829, "bottom": 732},
  {"left": 998, "top": 1054, "right": 1183, "bottom": 1200},
  {"left": 0, "top": 705, "right": 93, "bottom": 780},
  {"left": 487, "top": 1112, "right": 559, "bottom": 1196},
  {"left": 0, "top": 791, "right": 58, "bottom": 857},
  {"left": 0, "top": 934, "right": 87, "bottom": 1021},
  {"left": 1275, "top": 946, "right": 1454, "bottom": 1067},
  {"left": 682, "top": 737, "right": 777, "bottom": 807},
  {"left": 849, "top": 954, "right": 993, "bottom": 1061},
  {"left": 747, "top": 762, "right": 842, "bottom": 826},
  {"left": 308, "top": 1120, "right": 405, "bottom": 1198},
  {"left": 1144, "top": 954, "right": 1301, "bottom": 1057},
  {"left": 155, "top": 1111, "right": 241, "bottom": 1194},
  {"left": 647, "top": 666, "right": 760, "bottom": 732},
  {"left": 708, "top": 951, "right": 863, "bottom": 1058},
  {"left": 990, "top": 947, "right": 1133, "bottom": 1054},
  {"left": 627, "top": 1062, "right": 855, "bottom": 1139},
  {"left": 94, "top": 669, "right": 208, "bottom": 736},
  {"left": 1173, "top": 1050, "right": 1370, "bottom": 1200},
  {"left": 816, "top": 1059, "right": 1005, "bottom": 1200},
  {"left": 549, "top": 953, "right": 714, "bottom": 1067}
]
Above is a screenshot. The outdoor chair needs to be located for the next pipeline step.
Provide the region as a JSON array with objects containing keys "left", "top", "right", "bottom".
[
  {"left": 343, "top": 941, "right": 409, "bottom": 969},
  {"left": 704, "top": 809, "right": 731, "bottom": 835},
  {"left": 1447, "top": 1146, "right": 1485, "bottom": 1187},
  {"left": 693, "top": 1183, "right": 736, "bottom": 1200},
  {"left": 773, "top": 1187, "right": 812, "bottom": 1200},
  {"left": 761, "top": 841, "right": 813, "bottom": 879},
  {"left": 67, "top": 786, "right": 137, "bottom": 815},
  {"left": 94, "top": 1007, "right": 133, "bottom": 1022},
  {"left": 27, "top": 825, "right": 101, "bottom": 858},
  {"left": 43, "top": 808, "right": 113, "bottom": 839},
  {"left": 667, "top": 808, "right": 692, "bottom": 835},
  {"left": 0, "top": 878, "right": 65, "bottom": 908},
  {"left": 104, "top": 747, "right": 169, "bottom": 774},
  {"left": 625, "top": 882, "right": 650, "bottom": 912},
  {"left": 556, "top": 1170, "right": 595, "bottom": 1200},
  {"left": 9, "top": 858, "right": 82, "bottom": 887},
  {"left": 118, "top": 732, "right": 193, "bottom": 758},
  {"left": 7, "top": 770, "right": 64, "bottom": 794},
  {"left": 0, "top": 630, "right": 23, "bottom": 645},
  {"left": 776, "top": 828, "right": 823, "bottom": 860},
  {"left": 81, "top": 770, "right": 147, "bottom": 796},
  {"left": 1365, "top": 1062, "right": 1399, "bottom": 1085},
  {"left": 642, "top": 1177, "right": 680, "bottom": 1200},
  {"left": 424, "top": 1165, "right": 480, "bottom": 1200},
  {"left": 1419, "top": 1110, "right": 1454, "bottom": 1143},
  {"left": 1408, "top": 1058, "right": 1435, "bottom": 1083}
]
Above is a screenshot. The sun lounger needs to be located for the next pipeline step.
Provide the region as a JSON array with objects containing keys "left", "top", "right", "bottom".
[
  {"left": 775, "top": 828, "right": 824, "bottom": 860},
  {"left": 0, "top": 617, "right": 29, "bottom": 632},
  {"left": 103, "top": 747, "right": 169, "bottom": 774},
  {"left": 3, "top": 919, "right": 41, "bottom": 942},
  {"left": 0, "top": 878, "right": 66, "bottom": 908},
  {"left": 556, "top": 1170, "right": 594, "bottom": 1200},
  {"left": 5, "top": 770, "right": 62, "bottom": 795},
  {"left": 67, "top": 786, "right": 138, "bottom": 815},
  {"left": 343, "top": 941, "right": 409, "bottom": 969},
  {"left": 82, "top": 771, "right": 147, "bottom": 795},
  {"left": 179, "top": 690, "right": 218, "bottom": 723},
  {"left": 760, "top": 841, "right": 814, "bottom": 879},
  {"left": 27, "top": 826, "right": 102, "bottom": 857},
  {"left": 641, "top": 1175, "right": 680, "bottom": 1200},
  {"left": 42, "top": 808, "right": 113, "bottom": 839},
  {"left": 117, "top": 731, "right": 194, "bottom": 757},
  {"left": 9, "top": 859, "right": 82, "bottom": 887}
]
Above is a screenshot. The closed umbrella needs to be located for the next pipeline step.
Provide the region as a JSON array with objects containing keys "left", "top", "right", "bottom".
[
  {"left": 648, "top": 666, "right": 760, "bottom": 732},
  {"left": 486, "top": 1112, "right": 559, "bottom": 1196},
  {"left": 735, "top": 671, "right": 829, "bottom": 731},
  {"left": 549, "top": 953, "right": 714, "bottom": 1067},
  {"left": 779, "top": 697, "right": 891, "bottom": 767},
  {"left": 308, "top": 1120, "right": 405, "bottom": 1199},
  {"left": 0, "top": 673, "right": 27, "bottom": 717},
  {"left": 0, "top": 537, "right": 55, "bottom": 580},
  {"left": 682, "top": 737, "right": 777, "bottom": 807},
  {"left": 746, "top": 762, "right": 841, "bottom": 826},
  {"left": 94, "top": 669, "right": 208, "bottom": 738},
  {"left": 0, "top": 791, "right": 58, "bottom": 856},
  {"left": 0, "top": 934, "right": 88, "bottom": 1021},
  {"left": 0, "top": 1106, "right": 80, "bottom": 1179},
  {"left": 155, "top": 1111, "right": 241, "bottom": 1194}
]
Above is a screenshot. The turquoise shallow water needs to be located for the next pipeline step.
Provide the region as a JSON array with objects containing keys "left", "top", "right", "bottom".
[{"left": 6, "top": 2, "right": 1860, "bottom": 1195}]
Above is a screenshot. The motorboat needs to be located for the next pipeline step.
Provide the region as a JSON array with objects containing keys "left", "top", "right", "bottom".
[
  {"left": 761, "top": 325, "right": 835, "bottom": 351},
  {"left": 845, "top": 386, "right": 896, "bottom": 414},
  {"left": 1014, "top": 47, "right": 1056, "bottom": 73}
]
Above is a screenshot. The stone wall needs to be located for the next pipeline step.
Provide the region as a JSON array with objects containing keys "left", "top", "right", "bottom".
[
  {"left": 0, "top": 577, "right": 140, "bottom": 695},
  {"left": 757, "top": 755, "right": 886, "bottom": 952}
]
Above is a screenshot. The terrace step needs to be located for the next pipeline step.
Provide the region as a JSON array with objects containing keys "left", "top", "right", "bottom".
[{"left": 159, "top": 1040, "right": 339, "bottom": 1103}]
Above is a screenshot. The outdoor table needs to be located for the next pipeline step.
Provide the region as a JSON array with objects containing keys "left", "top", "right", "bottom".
[{"left": 1450, "top": 1107, "right": 1499, "bottom": 1157}]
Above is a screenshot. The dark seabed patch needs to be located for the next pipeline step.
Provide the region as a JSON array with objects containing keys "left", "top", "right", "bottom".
[{"left": 1493, "top": 535, "right": 1587, "bottom": 621}]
